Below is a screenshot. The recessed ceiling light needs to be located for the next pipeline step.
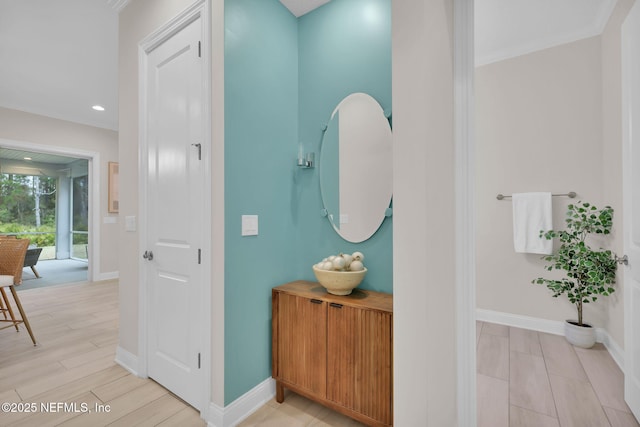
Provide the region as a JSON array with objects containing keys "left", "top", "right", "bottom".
[
  {"left": 92, "top": 105, "right": 105, "bottom": 111},
  {"left": 24, "top": 157, "right": 32, "bottom": 161}
]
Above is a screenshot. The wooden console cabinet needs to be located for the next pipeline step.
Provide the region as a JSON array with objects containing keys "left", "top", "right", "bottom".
[{"left": 272, "top": 281, "right": 393, "bottom": 426}]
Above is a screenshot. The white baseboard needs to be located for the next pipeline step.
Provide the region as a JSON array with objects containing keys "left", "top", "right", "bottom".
[
  {"left": 97, "top": 271, "right": 119, "bottom": 281},
  {"left": 598, "top": 329, "right": 625, "bottom": 371},
  {"left": 476, "top": 308, "right": 565, "bottom": 335},
  {"left": 113, "top": 349, "right": 273, "bottom": 427},
  {"left": 476, "top": 309, "right": 624, "bottom": 370},
  {"left": 207, "top": 377, "right": 275, "bottom": 427},
  {"left": 115, "top": 345, "right": 141, "bottom": 377},
  {"left": 207, "top": 402, "right": 224, "bottom": 427}
]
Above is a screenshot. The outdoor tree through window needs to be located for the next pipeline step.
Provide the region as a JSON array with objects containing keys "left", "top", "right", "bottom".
[
  {"left": 72, "top": 175, "right": 89, "bottom": 259},
  {"left": 0, "top": 173, "right": 57, "bottom": 247}
]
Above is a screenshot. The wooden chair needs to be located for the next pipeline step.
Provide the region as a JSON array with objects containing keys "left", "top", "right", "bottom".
[
  {"left": 0, "top": 238, "right": 36, "bottom": 345},
  {"left": 0, "top": 235, "right": 43, "bottom": 278},
  {"left": 0, "top": 235, "right": 16, "bottom": 321}
]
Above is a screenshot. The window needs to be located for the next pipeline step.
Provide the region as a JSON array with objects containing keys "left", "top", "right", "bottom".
[
  {"left": 0, "top": 173, "right": 57, "bottom": 250},
  {"left": 71, "top": 175, "right": 89, "bottom": 260}
]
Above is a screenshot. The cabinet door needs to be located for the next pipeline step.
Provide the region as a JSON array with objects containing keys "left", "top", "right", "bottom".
[
  {"left": 275, "top": 293, "right": 327, "bottom": 396},
  {"left": 327, "top": 303, "right": 393, "bottom": 425}
]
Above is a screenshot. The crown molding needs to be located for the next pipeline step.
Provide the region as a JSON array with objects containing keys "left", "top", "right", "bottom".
[
  {"left": 476, "top": 0, "right": 618, "bottom": 67},
  {"left": 476, "top": 26, "right": 601, "bottom": 67},
  {"left": 595, "top": 0, "right": 619, "bottom": 33},
  {"left": 106, "top": 0, "right": 132, "bottom": 13}
]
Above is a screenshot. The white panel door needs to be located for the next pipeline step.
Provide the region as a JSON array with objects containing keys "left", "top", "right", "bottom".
[
  {"left": 145, "top": 17, "right": 203, "bottom": 410},
  {"left": 623, "top": 2, "right": 640, "bottom": 420}
]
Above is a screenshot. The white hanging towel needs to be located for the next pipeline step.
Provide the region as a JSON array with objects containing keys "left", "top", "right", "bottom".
[{"left": 512, "top": 192, "right": 553, "bottom": 255}]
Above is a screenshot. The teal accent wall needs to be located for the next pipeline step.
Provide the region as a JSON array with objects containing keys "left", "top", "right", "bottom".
[
  {"left": 295, "top": 0, "right": 392, "bottom": 293},
  {"left": 319, "top": 114, "right": 340, "bottom": 228},
  {"left": 224, "top": 0, "right": 299, "bottom": 404},
  {"left": 224, "top": 0, "right": 391, "bottom": 404}
]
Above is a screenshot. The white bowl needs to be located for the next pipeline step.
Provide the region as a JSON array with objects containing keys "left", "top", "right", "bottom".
[{"left": 312, "top": 266, "right": 367, "bottom": 296}]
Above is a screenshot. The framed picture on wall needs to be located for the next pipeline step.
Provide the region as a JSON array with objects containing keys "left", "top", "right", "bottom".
[{"left": 108, "top": 162, "right": 119, "bottom": 213}]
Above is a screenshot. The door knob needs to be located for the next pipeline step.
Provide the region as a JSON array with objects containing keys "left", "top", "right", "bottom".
[
  {"left": 616, "top": 254, "right": 628, "bottom": 266},
  {"left": 143, "top": 250, "right": 154, "bottom": 261}
]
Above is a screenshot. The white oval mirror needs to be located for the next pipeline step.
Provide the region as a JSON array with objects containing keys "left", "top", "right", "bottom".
[{"left": 319, "top": 93, "right": 393, "bottom": 243}]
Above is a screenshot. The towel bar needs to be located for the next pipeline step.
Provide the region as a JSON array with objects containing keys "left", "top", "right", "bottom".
[{"left": 496, "top": 191, "right": 576, "bottom": 200}]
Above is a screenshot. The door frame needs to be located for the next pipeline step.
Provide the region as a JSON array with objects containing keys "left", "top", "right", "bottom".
[
  {"left": 0, "top": 138, "right": 100, "bottom": 282},
  {"left": 137, "top": 0, "right": 213, "bottom": 413},
  {"left": 622, "top": 0, "right": 640, "bottom": 419},
  {"left": 454, "top": 0, "right": 476, "bottom": 425}
]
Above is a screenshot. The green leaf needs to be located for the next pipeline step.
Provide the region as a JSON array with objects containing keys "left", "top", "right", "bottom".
[{"left": 531, "top": 200, "right": 617, "bottom": 323}]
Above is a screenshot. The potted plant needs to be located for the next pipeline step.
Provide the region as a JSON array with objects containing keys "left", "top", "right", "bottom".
[{"left": 532, "top": 201, "right": 618, "bottom": 348}]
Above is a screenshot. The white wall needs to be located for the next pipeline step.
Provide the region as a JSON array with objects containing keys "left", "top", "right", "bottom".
[
  {"left": 393, "top": 0, "right": 458, "bottom": 424},
  {"left": 0, "top": 107, "right": 119, "bottom": 278},
  {"left": 476, "top": 0, "right": 635, "bottom": 350},
  {"left": 117, "top": 0, "right": 195, "bottom": 359},
  {"left": 476, "top": 36, "right": 605, "bottom": 326}
]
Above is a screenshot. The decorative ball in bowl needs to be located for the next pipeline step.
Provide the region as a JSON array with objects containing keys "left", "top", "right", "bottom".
[{"left": 312, "top": 251, "right": 367, "bottom": 296}]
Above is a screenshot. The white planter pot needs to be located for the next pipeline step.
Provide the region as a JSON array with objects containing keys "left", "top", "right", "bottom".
[{"left": 564, "top": 320, "right": 596, "bottom": 348}]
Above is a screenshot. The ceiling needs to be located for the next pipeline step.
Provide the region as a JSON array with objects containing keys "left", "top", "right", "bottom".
[
  {"left": 279, "top": 0, "right": 331, "bottom": 17},
  {"left": 0, "top": 148, "right": 82, "bottom": 165},
  {"left": 475, "top": 0, "right": 618, "bottom": 66},
  {"left": 0, "top": 0, "right": 119, "bottom": 131},
  {"left": 0, "top": 0, "right": 617, "bottom": 134}
]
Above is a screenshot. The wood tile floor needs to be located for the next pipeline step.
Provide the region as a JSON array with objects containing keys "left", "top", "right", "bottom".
[
  {"left": 237, "top": 389, "right": 366, "bottom": 427},
  {"left": 0, "top": 280, "right": 360, "bottom": 427},
  {"left": 0, "top": 281, "right": 204, "bottom": 427},
  {"left": 3, "top": 281, "right": 638, "bottom": 426},
  {"left": 245, "top": 320, "right": 640, "bottom": 426},
  {"left": 477, "top": 320, "right": 640, "bottom": 427}
]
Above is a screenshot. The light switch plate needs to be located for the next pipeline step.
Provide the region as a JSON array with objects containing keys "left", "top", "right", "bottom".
[
  {"left": 103, "top": 216, "right": 117, "bottom": 224},
  {"left": 242, "top": 215, "right": 258, "bottom": 236},
  {"left": 125, "top": 216, "right": 137, "bottom": 232}
]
